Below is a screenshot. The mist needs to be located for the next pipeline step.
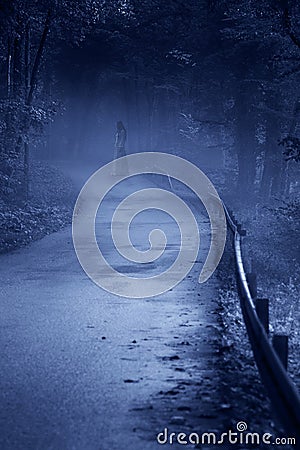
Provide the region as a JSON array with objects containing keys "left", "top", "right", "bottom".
[{"left": 0, "top": 1, "right": 299, "bottom": 449}]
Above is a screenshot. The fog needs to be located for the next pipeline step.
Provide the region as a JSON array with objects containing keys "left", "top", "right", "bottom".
[{"left": 0, "top": 2, "right": 299, "bottom": 449}]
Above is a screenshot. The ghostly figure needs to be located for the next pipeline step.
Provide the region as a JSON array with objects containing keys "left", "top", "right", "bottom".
[
  {"left": 115, "top": 121, "right": 127, "bottom": 157},
  {"left": 113, "top": 121, "right": 128, "bottom": 175}
]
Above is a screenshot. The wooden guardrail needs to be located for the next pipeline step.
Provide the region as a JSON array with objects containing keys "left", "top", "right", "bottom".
[{"left": 224, "top": 204, "right": 300, "bottom": 446}]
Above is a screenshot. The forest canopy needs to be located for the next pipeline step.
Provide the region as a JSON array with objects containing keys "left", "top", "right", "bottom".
[{"left": 0, "top": 0, "right": 300, "bottom": 202}]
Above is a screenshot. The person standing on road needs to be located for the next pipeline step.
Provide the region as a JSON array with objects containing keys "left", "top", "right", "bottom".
[
  {"left": 115, "top": 121, "right": 127, "bottom": 158},
  {"left": 113, "top": 121, "right": 128, "bottom": 175}
]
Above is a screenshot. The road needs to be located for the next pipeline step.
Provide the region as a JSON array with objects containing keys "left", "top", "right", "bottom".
[{"left": 0, "top": 162, "right": 226, "bottom": 449}]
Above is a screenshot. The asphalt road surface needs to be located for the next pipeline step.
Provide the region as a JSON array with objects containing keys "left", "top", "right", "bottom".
[{"left": 0, "top": 162, "right": 226, "bottom": 449}]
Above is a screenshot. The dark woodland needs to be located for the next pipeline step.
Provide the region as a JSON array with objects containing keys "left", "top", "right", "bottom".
[
  {"left": 1, "top": 1, "right": 300, "bottom": 200},
  {"left": 0, "top": 1, "right": 299, "bottom": 449}
]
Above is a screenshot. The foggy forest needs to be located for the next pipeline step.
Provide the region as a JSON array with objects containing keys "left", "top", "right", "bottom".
[{"left": 0, "top": 1, "right": 299, "bottom": 449}]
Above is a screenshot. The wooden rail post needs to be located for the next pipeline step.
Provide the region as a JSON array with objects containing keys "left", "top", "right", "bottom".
[
  {"left": 246, "top": 272, "right": 257, "bottom": 299},
  {"left": 237, "top": 223, "right": 246, "bottom": 236},
  {"left": 255, "top": 298, "right": 269, "bottom": 334},
  {"left": 273, "top": 335, "right": 288, "bottom": 370}
]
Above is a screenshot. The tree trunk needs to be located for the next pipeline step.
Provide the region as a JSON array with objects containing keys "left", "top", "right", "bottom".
[
  {"left": 24, "top": 22, "right": 30, "bottom": 98},
  {"left": 7, "top": 35, "right": 12, "bottom": 98},
  {"left": 145, "top": 81, "right": 155, "bottom": 151},
  {"left": 134, "top": 64, "right": 141, "bottom": 152},
  {"left": 23, "top": 10, "right": 51, "bottom": 200},
  {"left": 12, "top": 32, "right": 23, "bottom": 100},
  {"left": 26, "top": 10, "right": 51, "bottom": 106},
  {"left": 260, "top": 96, "right": 282, "bottom": 201},
  {"left": 24, "top": 22, "right": 30, "bottom": 199},
  {"left": 156, "top": 89, "right": 168, "bottom": 151},
  {"left": 235, "top": 84, "right": 257, "bottom": 199}
]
